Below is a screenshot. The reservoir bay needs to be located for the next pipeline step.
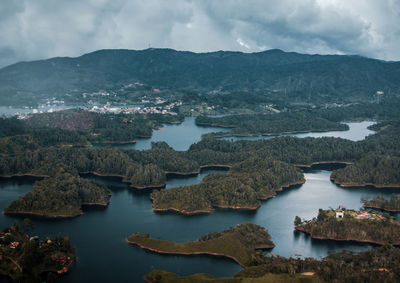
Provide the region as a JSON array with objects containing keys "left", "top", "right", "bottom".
[{"left": 1, "top": 119, "right": 396, "bottom": 283}]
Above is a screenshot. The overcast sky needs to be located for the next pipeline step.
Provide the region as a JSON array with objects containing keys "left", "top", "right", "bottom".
[{"left": 1, "top": 0, "right": 399, "bottom": 67}]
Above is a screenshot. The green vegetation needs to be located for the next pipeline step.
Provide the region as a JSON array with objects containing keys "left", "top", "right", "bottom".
[
  {"left": 296, "top": 209, "right": 400, "bottom": 245},
  {"left": 0, "top": 221, "right": 76, "bottom": 282},
  {"left": 127, "top": 223, "right": 274, "bottom": 267},
  {"left": 0, "top": 110, "right": 184, "bottom": 155},
  {"left": 362, "top": 194, "right": 400, "bottom": 212},
  {"left": 144, "top": 244, "right": 400, "bottom": 283},
  {"left": 0, "top": 118, "right": 399, "bottom": 214},
  {"left": 196, "top": 112, "right": 348, "bottom": 137},
  {"left": 150, "top": 158, "right": 304, "bottom": 214},
  {"left": 331, "top": 154, "right": 400, "bottom": 188},
  {"left": 1, "top": 48, "right": 400, "bottom": 106},
  {"left": 4, "top": 171, "right": 110, "bottom": 217},
  {"left": 144, "top": 270, "right": 321, "bottom": 283}
]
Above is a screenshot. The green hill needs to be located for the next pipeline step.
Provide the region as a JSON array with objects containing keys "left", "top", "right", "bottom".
[{"left": 1, "top": 48, "right": 399, "bottom": 105}]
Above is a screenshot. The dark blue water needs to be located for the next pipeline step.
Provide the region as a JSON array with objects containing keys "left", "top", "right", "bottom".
[{"left": 2, "top": 120, "right": 395, "bottom": 283}]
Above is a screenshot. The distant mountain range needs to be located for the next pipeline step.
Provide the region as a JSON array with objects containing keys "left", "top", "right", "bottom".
[{"left": 0, "top": 48, "right": 399, "bottom": 105}]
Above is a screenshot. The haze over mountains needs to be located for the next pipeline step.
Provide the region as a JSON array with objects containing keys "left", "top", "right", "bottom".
[{"left": 0, "top": 48, "right": 399, "bottom": 106}]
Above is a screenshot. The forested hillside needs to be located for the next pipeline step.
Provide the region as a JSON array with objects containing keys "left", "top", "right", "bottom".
[
  {"left": 0, "top": 110, "right": 184, "bottom": 155},
  {"left": 4, "top": 171, "right": 110, "bottom": 217},
  {"left": 1, "top": 48, "right": 399, "bottom": 105}
]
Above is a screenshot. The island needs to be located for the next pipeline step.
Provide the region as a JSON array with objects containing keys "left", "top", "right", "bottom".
[
  {"left": 3, "top": 172, "right": 111, "bottom": 218},
  {"left": 0, "top": 221, "right": 76, "bottom": 282},
  {"left": 362, "top": 194, "right": 400, "bottom": 212},
  {"left": 150, "top": 158, "right": 305, "bottom": 214},
  {"left": 0, "top": 115, "right": 399, "bottom": 215},
  {"left": 196, "top": 112, "right": 349, "bottom": 138},
  {"left": 126, "top": 223, "right": 274, "bottom": 267},
  {"left": 330, "top": 154, "right": 400, "bottom": 188},
  {"left": 143, "top": 243, "right": 400, "bottom": 283},
  {"left": 294, "top": 208, "right": 400, "bottom": 245}
]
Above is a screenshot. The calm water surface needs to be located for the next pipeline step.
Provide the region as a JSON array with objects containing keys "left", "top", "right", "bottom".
[
  {"left": 96, "top": 116, "right": 231, "bottom": 151},
  {"left": 222, "top": 121, "right": 376, "bottom": 142},
  {"left": 2, "top": 120, "right": 397, "bottom": 283}
]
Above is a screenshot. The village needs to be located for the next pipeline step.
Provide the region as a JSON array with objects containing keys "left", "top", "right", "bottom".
[{"left": 0, "top": 224, "right": 75, "bottom": 280}]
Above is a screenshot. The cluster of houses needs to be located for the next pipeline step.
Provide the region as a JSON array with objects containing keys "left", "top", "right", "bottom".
[{"left": 335, "top": 206, "right": 378, "bottom": 220}]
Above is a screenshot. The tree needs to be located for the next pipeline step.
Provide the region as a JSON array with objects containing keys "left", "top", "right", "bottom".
[{"left": 294, "top": 216, "right": 302, "bottom": 227}]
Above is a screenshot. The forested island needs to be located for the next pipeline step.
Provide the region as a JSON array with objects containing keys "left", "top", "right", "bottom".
[
  {"left": 0, "top": 110, "right": 184, "bottom": 155},
  {"left": 295, "top": 209, "right": 400, "bottom": 245},
  {"left": 331, "top": 154, "right": 400, "bottom": 188},
  {"left": 362, "top": 194, "right": 400, "bottom": 212},
  {"left": 150, "top": 158, "right": 304, "bottom": 214},
  {"left": 196, "top": 112, "right": 348, "bottom": 137},
  {"left": 145, "top": 245, "right": 400, "bottom": 283},
  {"left": 0, "top": 117, "right": 399, "bottom": 214},
  {"left": 3, "top": 172, "right": 110, "bottom": 218},
  {"left": 127, "top": 223, "right": 274, "bottom": 267},
  {"left": 0, "top": 221, "right": 76, "bottom": 282}
]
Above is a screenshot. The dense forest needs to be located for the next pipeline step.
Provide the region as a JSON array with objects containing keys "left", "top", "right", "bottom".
[
  {"left": 0, "top": 110, "right": 184, "bottom": 155},
  {"left": 145, "top": 241, "right": 400, "bottom": 283},
  {"left": 150, "top": 158, "right": 304, "bottom": 214},
  {"left": 0, "top": 221, "right": 76, "bottom": 282},
  {"left": 127, "top": 223, "right": 274, "bottom": 267},
  {"left": 330, "top": 154, "right": 400, "bottom": 187},
  {"left": 4, "top": 171, "right": 110, "bottom": 217},
  {"left": 196, "top": 112, "right": 348, "bottom": 137},
  {"left": 362, "top": 194, "right": 400, "bottom": 212},
  {"left": 295, "top": 209, "right": 400, "bottom": 245},
  {"left": 0, "top": 117, "right": 399, "bottom": 213},
  {"left": 1, "top": 48, "right": 400, "bottom": 106},
  {"left": 197, "top": 98, "right": 400, "bottom": 137}
]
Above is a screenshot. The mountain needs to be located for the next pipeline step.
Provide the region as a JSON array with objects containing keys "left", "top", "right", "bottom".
[{"left": 0, "top": 48, "right": 399, "bottom": 105}]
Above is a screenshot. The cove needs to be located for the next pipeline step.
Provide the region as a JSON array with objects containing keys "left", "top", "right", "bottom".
[{"left": 1, "top": 120, "right": 394, "bottom": 283}]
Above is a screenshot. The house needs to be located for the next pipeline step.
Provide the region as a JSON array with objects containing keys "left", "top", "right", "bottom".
[
  {"left": 9, "top": 241, "right": 20, "bottom": 249},
  {"left": 336, "top": 211, "right": 344, "bottom": 218},
  {"left": 354, "top": 211, "right": 370, "bottom": 219}
]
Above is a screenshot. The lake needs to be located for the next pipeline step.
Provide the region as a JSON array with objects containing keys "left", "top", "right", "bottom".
[{"left": 1, "top": 119, "right": 395, "bottom": 282}]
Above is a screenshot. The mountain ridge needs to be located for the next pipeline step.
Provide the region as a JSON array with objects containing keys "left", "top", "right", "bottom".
[{"left": 0, "top": 48, "right": 399, "bottom": 105}]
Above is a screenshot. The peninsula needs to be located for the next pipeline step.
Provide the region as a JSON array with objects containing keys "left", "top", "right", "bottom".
[
  {"left": 3, "top": 172, "right": 111, "bottom": 218},
  {"left": 144, "top": 245, "right": 400, "bottom": 283},
  {"left": 150, "top": 158, "right": 304, "bottom": 214},
  {"left": 362, "top": 194, "right": 400, "bottom": 212},
  {"left": 295, "top": 208, "right": 400, "bottom": 245},
  {"left": 127, "top": 223, "right": 274, "bottom": 267},
  {"left": 196, "top": 112, "right": 348, "bottom": 138}
]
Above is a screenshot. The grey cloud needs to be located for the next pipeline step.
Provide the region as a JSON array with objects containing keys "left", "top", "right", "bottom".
[{"left": 0, "top": 0, "right": 399, "bottom": 68}]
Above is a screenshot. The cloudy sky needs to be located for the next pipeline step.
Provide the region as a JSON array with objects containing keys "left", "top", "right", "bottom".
[{"left": 0, "top": 0, "right": 399, "bottom": 67}]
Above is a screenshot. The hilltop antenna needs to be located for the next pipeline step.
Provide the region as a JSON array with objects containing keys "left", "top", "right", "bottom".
[{"left": 376, "top": 90, "right": 384, "bottom": 104}]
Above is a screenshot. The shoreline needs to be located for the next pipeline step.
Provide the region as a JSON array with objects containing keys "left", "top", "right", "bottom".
[
  {"left": 0, "top": 173, "right": 49, "bottom": 178},
  {"left": 295, "top": 226, "right": 400, "bottom": 246},
  {"left": 153, "top": 180, "right": 305, "bottom": 215},
  {"left": 330, "top": 178, "right": 400, "bottom": 189},
  {"left": 295, "top": 161, "right": 353, "bottom": 168},
  {"left": 200, "top": 126, "right": 348, "bottom": 138},
  {"left": 152, "top": 207, "right": 214, "bottom": 215},
  {"left": 3, "top": 210, "right": 84, "bottom": 218},
  {"left": 126, "top": 238, "right": 253, "bottom": 268},
  {"left": 258, "top": 179, "right": 306, "bottom": 200},
  {"left": 362, "top": 204, "right": 400, "bottom": 213},
  {"left": 130, "top": 184, "right": 166, "bottom": 190},
  {"left": 90, "top": 139, "right": 138, "bottom": 145}
]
